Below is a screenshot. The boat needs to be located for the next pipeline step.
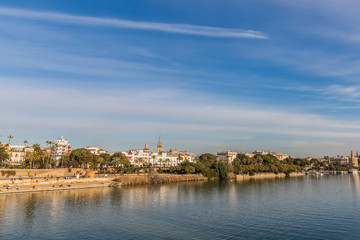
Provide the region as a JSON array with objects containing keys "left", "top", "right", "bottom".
[{"left": 349, "top": 169, "right": 358, "bottom": 174}]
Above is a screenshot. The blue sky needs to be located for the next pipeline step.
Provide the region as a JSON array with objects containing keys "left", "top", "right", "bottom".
[{"left": 1, "top": 0, "right": 360, "bottom": 157}]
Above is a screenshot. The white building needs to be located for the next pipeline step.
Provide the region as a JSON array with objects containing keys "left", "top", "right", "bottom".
[
  {"left": 328, "top": 155, "right": 349, "bottom": 166},
  {"left": 217, "top": 151, "right": 238, "bottom": 164},
  {"left": 245, "top": 150, "right": 289, "bottom": 161},
  {"left": 4, "top": 145, "right": 34, "bottom": 166},
  {"left": 123, "top": 146, "right": 152, "bottom": 167},
  {"left": 52, "top": 136, "right": 71, "bottom": 165},
  {"left": 85, "top": 147, "right": 108, "bottom": 155},
  {"left": 123, "top": 142, "right": 194, "bottom": 167}
]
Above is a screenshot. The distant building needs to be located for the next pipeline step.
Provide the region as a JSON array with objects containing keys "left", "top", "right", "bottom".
[
  {"left": 246, "top": 150, "right": 289, "bottom": 161},
  {"left": 157, "top": 136, "right": 163, "bottom": 153},
  {"left": 328, "top": 155, "right": 349, "bottom": 166},
  {"left": 6, "top": 145, "right": 33, "bottom": 166},
  {"left": 122, "top": 137, "right": 193, "bottom": 167},
  {"left": 217, "top": 151, "right": 238, "bottom": 164},
  {"left": 52, "top": 136, "right": 71, "bottom": 166},
  {"left": 350, "top": 150, "right": 358, "bottom": 167},
  {"left": 85, "top": 147, "right": 108, "bottom": 155}
]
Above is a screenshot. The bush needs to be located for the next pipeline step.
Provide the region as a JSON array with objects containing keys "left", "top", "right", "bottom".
[{"left": 1, "top": 170, "right": 16, "bottom": 177}]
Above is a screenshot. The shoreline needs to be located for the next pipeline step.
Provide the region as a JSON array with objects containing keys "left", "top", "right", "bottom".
[
  {"left": 0, "top": 174, "right": 208, "bottom": 194},
  {"left": 236, "top": 172, "right": 306, "bottom": 180},
  {"left": 1, "top": 171, "right": 347, "bottom": 194}
]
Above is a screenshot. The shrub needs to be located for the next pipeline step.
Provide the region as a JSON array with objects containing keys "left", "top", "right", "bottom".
[{"left": 1, "top": 170, "right": 16, "bottom": 177}]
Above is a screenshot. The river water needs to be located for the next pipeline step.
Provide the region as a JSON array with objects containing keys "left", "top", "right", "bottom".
[{"left": 1, "top": 175, "right": 360, "bottom": 239}]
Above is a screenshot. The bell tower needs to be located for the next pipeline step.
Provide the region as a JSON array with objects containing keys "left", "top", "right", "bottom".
[
  {"left": 157, "top": 135, "right": 163, "bottom": 153},
  {"left": 350, "top": 150, "right": 359, "bottom": 167}
]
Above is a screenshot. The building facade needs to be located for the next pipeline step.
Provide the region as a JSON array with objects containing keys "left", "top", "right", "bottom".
[
  {"left": 85, "top": 147, "right": 108, "bottom": 155},
  {"left": 122, "top": 137, "right": 193, "bottom": 167},
  {"left": 245, "top": 150, "right": 289, "bottom": 161},
  {"left": 52, "top": 136, "right": 71, "bottom": 166},
  {"left": 217, "top": 151, "right": 238, "bottom": 164}
]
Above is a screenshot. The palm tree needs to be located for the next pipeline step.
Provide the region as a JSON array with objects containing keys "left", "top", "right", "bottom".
[
  {"left": 24, "top": 140, "right": 28, "bottom": 147},
  {"left": 177, "top": 155, "right": 182, "bottom": 164},
  {"left": 7, "top": 135, "right": 13, "bottom": 145},
  {"left": 46, "top": 141, "right": 54, "bottom": 168},
  {"left": 152, "top": 155, "right": 156, "bottom": 168},
  {"left": 138, "top": 158, "right": 144, "bottom": 167},
  {"left": 165, "top": 158, "right": 170, "bottom": 167}
]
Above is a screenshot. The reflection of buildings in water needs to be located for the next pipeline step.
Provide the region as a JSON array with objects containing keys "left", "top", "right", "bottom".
[
  {"left": 228, "top": 182, "right": 237, "bottom": 207},
  {"left": 0, "top": 187, "right": 114, "bottom": 232},
  {"left": 351, "top": 174, "right": 360, "bottom": 200},
  {"left": 23, "top": 193, "right": 38, "bottom": 232},
  {"left": 64, "top": 188, "right": 111, "bottom": 211}
]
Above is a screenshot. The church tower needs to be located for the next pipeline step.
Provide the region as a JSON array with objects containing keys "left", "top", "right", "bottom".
[
  {"left": 157, "top": 136, "right": 163, "bottom": 153},
  {"left": 143, "top": 144, "right": 149, "bottom": 151},
  {"left": 350, "top": 150, "right": 359, "bottom": 167}
]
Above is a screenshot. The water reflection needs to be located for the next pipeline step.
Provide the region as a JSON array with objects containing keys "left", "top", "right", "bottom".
[{"left": 1, "top": 176, "right": 360, "bottom": 239}]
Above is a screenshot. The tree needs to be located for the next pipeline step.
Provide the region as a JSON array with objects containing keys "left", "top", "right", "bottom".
[
  {"left": 28, "top": 144, "right": 44, "bottom": 169},
  {"left": 177, "top": 155, "right": 183, "bottom": 164},
  {"left": 197, "top": 153, "right": 218, "bottom": 167},
  {"left": 100, "top": 153, "right": 111, "bottom": 162},
  {"left": 7, "top": 135, "right": 13, "bottom": 145},
  {"left": 217, "top": 161, "right": 229, "bottom": 180},
  {"left": 24, "top": 140, "right": 28, "bottom": 147},
  {"left": 111, "top": 152, "right": 130, "bottom": 167},
  {"left": 138, "top": 157, "right": 144, "bottom": 167},
  {"left": 152, "top": 155, "right": 156, "bottom": 168},
  {"left": 0, "top": 146, "right": 9, "bottom": 167},
  {"left": 165, "top": 158, "right": 170, "bottom": 167},
  {"left": 69, "top": 148, "right": 94, "bottom": 167},
  {"left": 235, "top": 153, "right": 251, "bottom": 165}
]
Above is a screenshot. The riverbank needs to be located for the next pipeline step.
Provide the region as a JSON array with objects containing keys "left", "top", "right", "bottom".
[
  {"left": 0, "top": 170, "right": 315, "bottom": 194},
  {"left": 0, "top": 173, "right": 208, "bottom": 194},
  {"left": 236, "top": 172, "right": 306, "bottom": 180}
]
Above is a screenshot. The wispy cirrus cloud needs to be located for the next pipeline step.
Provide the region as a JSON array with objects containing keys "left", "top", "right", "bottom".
[
  {"left": 286, "top": 84, "right": 360, "bottom": 103},
  {"left": 0, "top": 6, "right": 267, "bottom": 39}
]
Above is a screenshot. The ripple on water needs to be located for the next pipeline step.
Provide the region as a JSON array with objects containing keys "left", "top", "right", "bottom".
[{"left": 1, "top": 176, "right": 360, "bottom": 239}]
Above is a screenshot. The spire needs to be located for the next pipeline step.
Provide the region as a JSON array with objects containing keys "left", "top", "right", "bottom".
[{"left": 157, "top": 135, "right": 163, "bottom": 153}]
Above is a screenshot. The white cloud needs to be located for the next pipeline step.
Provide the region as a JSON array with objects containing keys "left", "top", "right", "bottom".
[
  {"left": 0, "top": 6, "right": 267, "bottom": 39},
  {"left": 2, "top": 79, "right": 360, "bottom": 138}
]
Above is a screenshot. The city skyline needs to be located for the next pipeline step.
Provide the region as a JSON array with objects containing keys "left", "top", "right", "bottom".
[{"left": 1, "top": 1, "right": 360, "bottom": 157}]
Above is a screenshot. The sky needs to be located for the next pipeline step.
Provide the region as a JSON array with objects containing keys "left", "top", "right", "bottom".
[{"left": 1, "top": 0, "right": 360, "bottom": 157}]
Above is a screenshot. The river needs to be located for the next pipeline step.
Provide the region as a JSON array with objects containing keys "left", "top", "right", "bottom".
[{"left": 1, "top": 174, "right": 360, "bottom": 239}]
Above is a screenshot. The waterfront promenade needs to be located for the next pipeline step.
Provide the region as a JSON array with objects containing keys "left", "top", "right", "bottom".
[{"left": 0, "top": 169, "right": 208, "bottom": 194}]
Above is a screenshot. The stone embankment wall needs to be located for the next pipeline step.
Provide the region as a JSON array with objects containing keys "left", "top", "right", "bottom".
[
  {"left": 236, "top": 172, "right": 305, "bottom": 180},
  {"left": 0, "top": 177, "right": 114, "bottom": 187},
  {"left": 0, "top": 174, "right": 207, "bottom": 194},
  {"left": 0, "top": 168, "right": 87, "bottom": 177}
]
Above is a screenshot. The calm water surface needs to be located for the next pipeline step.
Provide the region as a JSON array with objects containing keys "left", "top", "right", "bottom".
[{"left": 1, "top": 175, "right": 360, "bottom": 239}]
